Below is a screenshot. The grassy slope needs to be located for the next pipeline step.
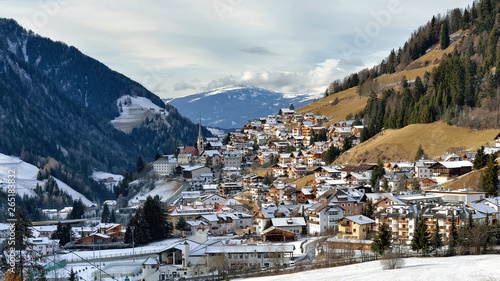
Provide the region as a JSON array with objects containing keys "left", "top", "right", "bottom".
[
  {"left": 441, "top": 168, "right": 484, "bottom": 191},
  {"left": 334, "top": 121, "right": 499, "bottom": 164}
]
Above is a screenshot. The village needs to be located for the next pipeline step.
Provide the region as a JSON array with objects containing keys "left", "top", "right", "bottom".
[{"left": 2, "top": 108, "right": 500, "bottom": 281}]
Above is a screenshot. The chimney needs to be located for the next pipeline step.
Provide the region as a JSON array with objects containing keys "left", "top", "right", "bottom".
[{"left": 182, "top": 241, "right": 190, "bottom": 267}]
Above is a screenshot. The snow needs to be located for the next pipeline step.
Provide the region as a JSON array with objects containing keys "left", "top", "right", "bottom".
[
  {"left": 237, "top": 255, "right": 500, "bottom": 281},
  {"left": 0, "top": 153, "right": 94, "bottom": 206},
  {"left": 142, "top": 180, "right": 183, "bottom": 202},
  {"left": 92, "top": 171, "right": 123, "bottom": 182},
  {"left": 111, "top": 95, "right": 163, "bottom": 132}
]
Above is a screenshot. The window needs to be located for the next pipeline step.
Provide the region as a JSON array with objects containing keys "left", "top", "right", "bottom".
[{"left": 348, "top": 203, "right": 351, "bottom": 207}]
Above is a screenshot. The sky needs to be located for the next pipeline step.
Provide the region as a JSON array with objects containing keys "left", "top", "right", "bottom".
[{"left": 0, "top": 0, "right": 474, "bottom": 99}]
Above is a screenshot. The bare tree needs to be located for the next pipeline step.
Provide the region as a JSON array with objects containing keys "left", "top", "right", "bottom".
[{"left": 381, "top": 248, "right": 405, "bottom": 270}]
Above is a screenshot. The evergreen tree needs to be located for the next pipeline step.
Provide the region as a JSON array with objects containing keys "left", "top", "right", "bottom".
[
  {"left": 289, "top": 103, "right": 295, "bottom": 110},
  {"left": 143, "top": 196, "right": 171, "bottom": 241},
  {"left": 343, "top": 137, "right": 353, "bottom": 152},
  {"left": 101, "top": 203, "right": 110, "bottom": 223},
  {"left": 381, "top": 177, "right": 389, "bottom": 192},
  {"left": 324, "top": 145, "right": 341, "bottom": 165},
  {"left": 412, "top": 179, "right": 421, "bottom": 191},
  {"left": 175, "top": 217, "right": 190, "bottom": 234},
  {"left": 482, "top": 155, "right": 499, "bottom": 197},
  {"left": 109, "top": 210, "right": 117, "bottom": 223},
  {"left": 411, "top": 217, "right": 430, "bottom": 255},
  {"left": 440, "top": 19, "right": 450, "bottom": 50},
  {"left": 415, "top": 145, "right": 425, "bottom": 161},
  {"left": 67, "top": 269, "right": 77, "bottom": 281},
  {"left": 448, "top": 212, "right": 458, "bottom": 256},
  {"left": 154, "top": 152, "right": 161, "bottom": 161},
  {"left": 14, "top": 207, "right": 33, "bottom": 281},
  {"left": 69, "top": 199, "right": 85, "bottom": 219},
  {"left": 136, "top": 156, "right": 145, "bottom": 173},
  {"left": 263, "top": 219, "right": 273, "bottom": 231},
  {"left": 51, "top": 222, "right": 72, "bottom": 246},
  {"left": 361, "top": 199, "right": 375, "bottom": 219},
  {"left": 134, "top": 208, "right": 151, "bottom": 244},
  {"left": 473, "top": 146, "right": 487, "bottom": 170},
  {"left": 430, "top": 219, "right": 443, "bottom": 253},
  {"left": 371, "top": 222, "right": 392, "bottom": 256},
  {"left": 370, "top": 159, "right": 386, "bottom": 190}
]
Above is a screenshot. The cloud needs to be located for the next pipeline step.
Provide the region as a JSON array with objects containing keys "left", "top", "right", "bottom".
[
  {"left": 239, "top": 47, "right": 277, "bottom": 55},
  {"left": 174, "top": 81, "right": 197, "bottom": 91},
  {"left": 204, "top": 58, "right": 347, "bottom": 93}
]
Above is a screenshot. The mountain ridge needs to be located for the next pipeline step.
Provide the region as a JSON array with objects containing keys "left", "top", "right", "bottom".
[{"left": 168, "top": 85, "right": 322, "bottom": 129}]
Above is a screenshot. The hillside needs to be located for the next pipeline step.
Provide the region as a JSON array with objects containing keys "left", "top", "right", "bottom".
[
  {"left": 0, "top": 18, "right": 207, "bottom": 204},
  {"left": 298, "top": 30, "right": 464, "bottom": 123},
  {"left": 334, "top": 122, "right": 499, "bottom": 164}
]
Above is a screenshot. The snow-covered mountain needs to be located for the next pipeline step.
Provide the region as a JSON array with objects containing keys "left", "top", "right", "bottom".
[{"left": 167, "top": 86, "right": 322, "bottom": 129}]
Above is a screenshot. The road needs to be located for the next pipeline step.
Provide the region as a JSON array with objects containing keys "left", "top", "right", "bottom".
[{"left": 165, "top": 178, "right": 190, "bottom": 205}]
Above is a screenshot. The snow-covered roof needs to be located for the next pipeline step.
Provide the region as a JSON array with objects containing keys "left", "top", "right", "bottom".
[
  {"left": 467, "top": 202, "right": 499, "bottom": 214},
  {"left": 435, "top": 161, "right": 473, "bottom": 169},
  {"left": 271, "top": 217, "right": 306, "bottom": 227},
  {"left": 344, "top": 215, "right": 375, "bottom": 225}
]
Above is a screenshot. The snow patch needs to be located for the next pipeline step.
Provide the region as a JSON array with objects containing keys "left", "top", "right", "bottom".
[
  {"left": 0, "top": 153, "right": 94, "bottom": 206},
  {"left": 111, "top": 95, "right": 164, "bottom": 132}
]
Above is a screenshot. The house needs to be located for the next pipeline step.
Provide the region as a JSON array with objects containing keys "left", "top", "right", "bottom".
[
  {"left": 414, "top": 160, "right": 437, "bottom": 178},
  {"left": 153, "top": 156, "right": 178, "bottom": 175},
  {"left": 76, "top": 233, "right": 112, "bottom": 245},
  {"left": 249, "top": 184, "right": 269, "bottom": 201},
  {"left": 261, "top": 227, "right": 297, "bottom": 242},
  {"left": 181, "top": 166, "right": 212, "bottom": 179},
  {"left": 271, "top": 217, "right": 306, "bottom": 236},
  {"left": 169, "top": 204, "right": 223, "bottom": 236},
  {"left": 337, "top": 215, "right": 375, "bottom": 240},
  {"left": 423, "top": 189, "right": 486, "bottom": 204},
  {"left": 177, "top": 146, "right": 200, "bottom": 164},
  {"left": 199, "top": 150, "right": 222, "bottom": 167},
  {"left": 194, "top": 194, "right": 226, "bottom": 206},
  {"left": 323, "top": 189, "right": 363, "bottom": 216},
  {"left": 428, "top": 161, "right": 473, "bottom": 183},
  {"left": 306, "top": 202, "right": 344, "bottom": 235},
  {"left": 28, "top": 237, "right": 60, "bottom": 256},
  {"left": 272, "top": 164, "right": 289, "bottom": 177},
  {"left": 253, "top": 204, "right": 278, "bottom": 234},
  {"left": 218, "top": 182, "right": 243, "bottom": 197},
  {"left": 224, "top": 152, "right": 242, "bottom": 168}
]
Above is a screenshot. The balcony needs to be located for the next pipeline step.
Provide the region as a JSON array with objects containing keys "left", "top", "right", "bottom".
[
  {"left": 308, "top": 213, "right": 319, "bottom": 218},
  {"left": 398, "top": 227, "right": 407, "bottom": 231},
  {"left": 308, "top": 220, "right": 319, "bottom": 225},
  {"left": 398, "top": 220, "right": 408, "bottom": 224}
]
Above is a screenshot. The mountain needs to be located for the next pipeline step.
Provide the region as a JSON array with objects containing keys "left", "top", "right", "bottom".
[
  {"left": 0, "top": 18, "right": 209, "bottom": 203},
  {"left": 168, "top": 86, "right": 322, "bottom": 129}
]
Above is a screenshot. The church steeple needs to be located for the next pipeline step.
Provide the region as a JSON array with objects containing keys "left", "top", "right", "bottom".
[{"left": 197, "top": 117, "right": 204, "bottom": 154}]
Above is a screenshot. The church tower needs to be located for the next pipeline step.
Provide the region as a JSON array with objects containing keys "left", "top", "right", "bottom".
[{"left": 197, "top": 118, "right": 204, "bottom": 154}]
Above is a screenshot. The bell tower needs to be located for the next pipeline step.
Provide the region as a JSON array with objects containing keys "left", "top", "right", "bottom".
[{"left": 197, "top": 117, "right": 204, "bottom": 154}]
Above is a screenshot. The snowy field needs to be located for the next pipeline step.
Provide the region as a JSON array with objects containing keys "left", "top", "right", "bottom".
[
  {"left": 237, "top": 255, "right": 500, "bottom": 281},
  {"left": 111, "top": 95, "right": 162, "bottom": 132},
  {"left": 0, "top": 153, "right": 94, "bottom": 206},
  {"left": 142, "top": 180, "right": 182, "bottom": 202},
  {"left": 92, "top": 171, "right": 124, "bottom": 191}
]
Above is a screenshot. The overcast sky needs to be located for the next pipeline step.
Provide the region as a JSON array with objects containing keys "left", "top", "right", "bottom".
[{"left": 0, "top": 0, "right": 473, "bottom": 99}]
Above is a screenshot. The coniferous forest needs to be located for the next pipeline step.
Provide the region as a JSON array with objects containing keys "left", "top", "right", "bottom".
[{"left": 326, "top": 0, "right": 500, "bottom": 143}]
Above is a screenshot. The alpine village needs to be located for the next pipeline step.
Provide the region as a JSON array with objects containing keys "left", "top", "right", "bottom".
[{"left": 2, "top": 1, "right": 500, "bottom": 281}]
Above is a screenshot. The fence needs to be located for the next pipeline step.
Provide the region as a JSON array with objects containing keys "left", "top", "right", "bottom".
[{"left": 64, "top": 248, "right": 160, "bottom": 263}]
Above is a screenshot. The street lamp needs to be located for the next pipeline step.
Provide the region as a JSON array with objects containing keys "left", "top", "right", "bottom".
[{"left": 130, "top": 226, "right": 135, "bottom": 262}]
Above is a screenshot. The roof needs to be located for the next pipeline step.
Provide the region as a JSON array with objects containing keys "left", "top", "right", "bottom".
[
  {"left": 432, "top": 161, "right": 473, "bottom": 169},
  {"left": 344, "top": 215, "right": 375, "bottom": 225},
  {"left": 467, "top": 202, "right": 499, "bottom": 214},
  {"left": 142, "top": 256, "right": 158, "bottom": 265},
  {"left": 261, "top": 226, "right": 297, "bottom": 236},
  {"left": 271, "top": 217, "right": 306, "bottom": 227}
]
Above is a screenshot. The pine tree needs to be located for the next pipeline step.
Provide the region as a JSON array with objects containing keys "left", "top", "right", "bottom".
[
  {"left": 361, "top": 199, "right": 375, "bottom": 219},
  {"left": 370, "top": 159, "right": 386, "bottom": 190},
  {"left": 412, "top": 179, "right": 421, "bottom": 191},
  {"left": 371, "top": 222, "right": 392, "bottom": 256},
  {"left": 143, "top": 196, "right": 171, "bottom": 241},
  {"left": 67, "top": 268, "right": 77, "bottom": 281},
  {"left": 136, "top": 156, "right": 145, "bottom": 173},
  {"left": 175, "top": 217, "right": 190, "bottom": 235},
  {"left": 430, "top": 219, "right": 443, "bottom": 254},
  {"left": 69, "top": 199, "right": 85, "bottom": 219},
  {"left": 101, "top": 203, "right": 110, "bottom": 223},
  {"left": 14, "top": 207, "right": 33, "bottom": 281},
  {"left": 263, "top": 219, "right": 273, "bottom": 231},
  {"left": 440, "top": 19, "right": 450, "bottom": 50},
  {"left": 473, "top": 146, "right": 487, "bottom": 170},
  {"left": 415, "top": 144, "right": 425, "bottom": 161},
  {"left": 51, "top": 222, "right": 72, "bottom": 246},
  {"left": 482, "top": 155, "right": 498, "bottom": 197},
  {"left": 411, "top": 217, "right": 430, "bottom": 255},
  {"left": 109, "top": 210, "right": 117, "bottom": 223},
  {"left": 448, "top": 212, "right": 458, "bottom": 256}
]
